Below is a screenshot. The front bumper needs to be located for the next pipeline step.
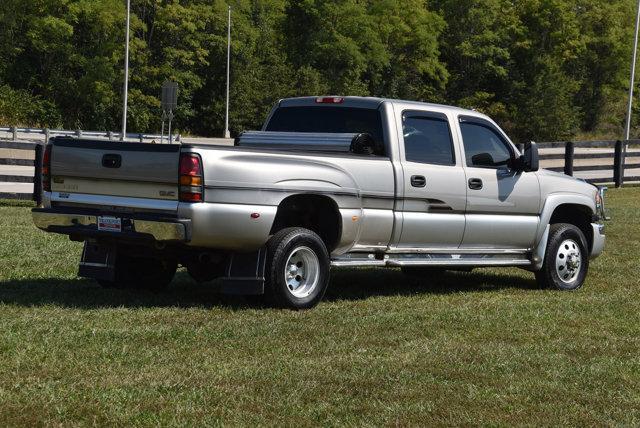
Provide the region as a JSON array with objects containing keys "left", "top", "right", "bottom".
[
  {"left": 590, "top": 223, "right": 605, "bottom": 259},
  {"left": 32, "top": 209, "right": 187, "bottom": 242}
]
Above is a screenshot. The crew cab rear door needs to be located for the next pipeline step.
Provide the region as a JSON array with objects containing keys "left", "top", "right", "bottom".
[{"left": 395, "top": 109, "right": 467, "bottom": 249}]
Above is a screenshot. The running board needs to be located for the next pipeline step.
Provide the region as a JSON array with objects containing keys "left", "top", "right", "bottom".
[{"left": 331, "top": 252, "right": 532, "bottom": 268}]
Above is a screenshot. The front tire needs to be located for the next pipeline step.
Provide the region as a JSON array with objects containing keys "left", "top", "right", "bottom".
[
  {"left": 264, "top": 227, "right": 330, "bottom": 310},
  {"left": 535, "top": 223, "right": 589, "bottom": 290}
]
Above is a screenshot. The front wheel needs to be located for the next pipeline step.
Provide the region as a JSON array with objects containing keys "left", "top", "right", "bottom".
[
  {"left": 264, "top": 227, "right": 330, "bottom": 310},
  {"left": 535, "top": 223, "right": 589, "bottom": 290}
]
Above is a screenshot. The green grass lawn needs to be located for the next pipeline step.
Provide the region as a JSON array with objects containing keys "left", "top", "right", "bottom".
[{"left": 0, "top": 190, "right": 639, "bottom": 426}]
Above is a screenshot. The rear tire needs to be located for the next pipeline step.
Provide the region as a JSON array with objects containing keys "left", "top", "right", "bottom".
[
  {"left": 264, "top": 227, "right": 330, "bottom": 310},
  {"left": 535, "top": 223, "right": 589, "bottom": 291}
]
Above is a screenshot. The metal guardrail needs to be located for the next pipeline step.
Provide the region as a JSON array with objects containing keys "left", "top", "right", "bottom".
[{"left": 0, "top": 126, "right": 180, "bottom": 144}]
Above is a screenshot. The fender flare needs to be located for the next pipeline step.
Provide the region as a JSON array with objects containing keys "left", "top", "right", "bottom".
[{"left": 530, "top": 193, "right": 595, "bottom": 270}]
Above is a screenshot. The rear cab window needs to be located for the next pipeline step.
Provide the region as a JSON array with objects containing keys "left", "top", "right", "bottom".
[{"left": 265, "top": 106, "right": 385, "bottom": 155}]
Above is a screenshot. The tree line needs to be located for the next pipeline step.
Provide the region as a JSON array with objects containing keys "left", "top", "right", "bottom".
[{"left": 0, "top": 0, "right": 637, "bottom": 141}]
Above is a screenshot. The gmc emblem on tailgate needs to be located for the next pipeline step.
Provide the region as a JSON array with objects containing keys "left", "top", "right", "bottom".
[{"left": 159, "top": 191, "right": 176, "bottom": 197}]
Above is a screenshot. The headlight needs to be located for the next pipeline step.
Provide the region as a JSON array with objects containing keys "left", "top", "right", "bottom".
[{"left": 595, "top": 186, "right": 609, "bottom": 221}]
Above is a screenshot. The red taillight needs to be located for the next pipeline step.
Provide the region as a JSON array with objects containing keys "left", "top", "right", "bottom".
[
  {"left": 179, "top": 153, "right": 204, "bottom": 202},
  {"left": 316, "top": 96, "right": 344, "bottom": 104},
  {"left": 42, "top": 144, "right": 52, "bottom": 192},
  {"left": 180, "top": 154, "right": 201, "bottom": 176}
]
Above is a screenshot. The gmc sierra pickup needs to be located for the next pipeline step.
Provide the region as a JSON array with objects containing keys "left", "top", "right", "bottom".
[{"left": 33, "top": 96, "right": 607, "bottom": 309}]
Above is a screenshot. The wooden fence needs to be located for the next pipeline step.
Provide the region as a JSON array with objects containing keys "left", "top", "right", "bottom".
[
  {"left": 1, "top": 139, "right": 638, "bottom": 202},
  {"left": 0, "top": 140, "right": 42, "bottom": 201},
  {"left": 534, "top": 140, "right": 640, "bottom": 187}
]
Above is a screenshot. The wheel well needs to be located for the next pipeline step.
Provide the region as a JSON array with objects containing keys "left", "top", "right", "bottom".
[
  {"left": 549, "top": 204, "right": 593, "bottom": 250},
  {"left": 270, "top": 194, "right": 342, "bottom": 252}
]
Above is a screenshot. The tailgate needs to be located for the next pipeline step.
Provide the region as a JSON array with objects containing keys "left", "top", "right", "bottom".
[{"left": 50, "top": 138, "right": 180, "bottom": 206}]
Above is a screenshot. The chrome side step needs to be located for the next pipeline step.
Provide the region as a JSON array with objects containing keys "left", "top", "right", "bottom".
[{"left": 331, "top": 252, "right": 532, "bottom": 268}]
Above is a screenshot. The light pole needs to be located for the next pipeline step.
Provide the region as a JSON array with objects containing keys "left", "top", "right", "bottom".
[
  {"left": 224, "top": 5, "right": 231, "bottom": 139},
  {"left": 121, "top": 0, "right": 131, "bottom": 141},
  {"left": 624, "top": 0, "right": 640, "bottom": 142}
]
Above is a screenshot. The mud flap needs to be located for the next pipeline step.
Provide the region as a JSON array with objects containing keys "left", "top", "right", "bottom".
[
  {"left": 78, "top": 241, "right": 117, "bottom": 282},
  {"left": 219, "top": 248, "right": 267, "bottom": 295}
]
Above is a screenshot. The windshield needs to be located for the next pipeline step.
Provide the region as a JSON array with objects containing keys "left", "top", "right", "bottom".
[{"left": 265, "top": 106, "right": 384, "bottom": 148}]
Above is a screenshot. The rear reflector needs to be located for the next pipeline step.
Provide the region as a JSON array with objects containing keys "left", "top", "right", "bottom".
[
  {"left": 179, "top": 192, "right": 203, "bottom": 202},
  {"left": 179, "top": 153, "right": 204, "bottom": 202},
  {"left": 316, "top": 96, "right": 344, "bottom": 104}
]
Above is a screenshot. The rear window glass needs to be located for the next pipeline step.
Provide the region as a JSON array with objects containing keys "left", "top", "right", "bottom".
[{"left": 266, "top": 106, "right": 384, "bottom": 149}]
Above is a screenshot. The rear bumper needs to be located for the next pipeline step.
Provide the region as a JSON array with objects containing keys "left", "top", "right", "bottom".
[
  {"left": 590, "top": 222, "right": 605, "bottom": 259},
  {"left": 32, "top": 209, "right": 188, "bottom": 242}
]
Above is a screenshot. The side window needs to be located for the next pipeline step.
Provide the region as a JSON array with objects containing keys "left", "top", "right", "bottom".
[
  {"left": 402, "top": 114, "right": 455, "bottom": 165},
  {"left": 460, "top": 122, "right": 512, "bottom": 168}
]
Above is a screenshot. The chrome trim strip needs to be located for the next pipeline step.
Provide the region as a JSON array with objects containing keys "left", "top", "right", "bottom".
[
  {"left": 386, "top": 259, "right": 531, "bottom": 267},
  {"left": 32, "top": 211, "right": 186, "bottom": 241},
  {"left": 50, "top": 192, "right": 178, "bottom": 212},
  {"left": 331, "top": 260, "right": 387, "bottom": 267},
  {"left": 330, "top": 258, "right": 532, "bottom": 268},
  {"left": 386, "top": 247, "right": 530, "bottom": 255}
]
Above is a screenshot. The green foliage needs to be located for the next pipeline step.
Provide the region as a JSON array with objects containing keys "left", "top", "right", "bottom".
[{"left": 0, "top": 0, "right": 638, "bottom": 140}]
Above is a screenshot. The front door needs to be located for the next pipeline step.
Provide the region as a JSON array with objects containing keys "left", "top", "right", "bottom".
[
  {"left": 397, "top": 110, "right": 467, "bottom": 249},
  {"left": 457, "top": 116, "right": 541, "bottom": 249}
]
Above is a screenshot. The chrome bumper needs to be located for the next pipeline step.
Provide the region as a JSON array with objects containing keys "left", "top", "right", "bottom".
[
  {"left": 590, "top": 223, "right": 605, "bottom": 259},
  {"left": 32, "top": 211, "right": 186, "bottom": 242}
]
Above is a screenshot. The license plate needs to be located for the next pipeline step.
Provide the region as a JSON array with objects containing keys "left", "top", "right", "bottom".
[{"left": 97, "top": 216, "right": 122, "bottom": 232}]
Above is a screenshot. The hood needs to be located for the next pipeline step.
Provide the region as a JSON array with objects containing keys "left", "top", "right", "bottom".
[{"left": 536, "top": 168, "right": 598, "bottom": 199}]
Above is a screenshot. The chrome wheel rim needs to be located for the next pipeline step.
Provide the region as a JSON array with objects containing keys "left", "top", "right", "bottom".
[
  {"left": 555, "top": 239, "right": 582, "bottom": 284},
  {"left": 284, "top": 246, "right": 320, "bottom": 298}
]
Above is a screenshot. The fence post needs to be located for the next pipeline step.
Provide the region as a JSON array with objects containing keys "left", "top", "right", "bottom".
[
  {"left": 44, "top": 128, "right": 50, "bottom": 143},
  {"left": 76, "top": 129, "right": 82, "bottom": 138},
  {"left": 139, "top": 134, "right": 144, "bottom": 143},
  {"left": 614, "top": 140, "right": 624, "bottom": 188},
  {"left": 564, "top": 141, "right": 574, "bottom": 176},
  {"left": 33, "top": 144, "right": 43, "bottom": 205},
  {"left": 11, "top": 126, "right": 17, "bottom": 141},
  {"left": 108, "top": 131, "right": 113, "bottom": 140}
]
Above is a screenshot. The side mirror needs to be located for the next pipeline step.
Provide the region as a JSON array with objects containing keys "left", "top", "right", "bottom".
[
  {"left": 520, "top": 141, "right": 539, "bottom": 172},
  {"left": 471, "top": 152, "right": 495, "bottom": 167}
]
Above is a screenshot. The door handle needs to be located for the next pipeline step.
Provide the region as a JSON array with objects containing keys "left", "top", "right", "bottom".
[
  {"left": 468, "top": 178, "right": 483, "bottom": 190},
  {"left": 411, "top": 175, "right": 426, "bottom": 188}
]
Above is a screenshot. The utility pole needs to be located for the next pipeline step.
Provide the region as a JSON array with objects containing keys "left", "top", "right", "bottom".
[
  {"left": 624, "top": 0, "right": 640, "bottom": 142},
  {"left": 224, "top": 5, "right": 231, "bottom": 139},
  {"left": 121, "top": 0, "right": 131, "bottom": 141}
]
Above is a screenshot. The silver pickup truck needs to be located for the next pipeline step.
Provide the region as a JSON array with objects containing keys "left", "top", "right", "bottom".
[{"left": 33, "top": 96, "right": 607, "bottom": 309}]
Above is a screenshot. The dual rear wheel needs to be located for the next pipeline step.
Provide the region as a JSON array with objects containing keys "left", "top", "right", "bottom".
[{"left": 263, "top": 227, "right": 331, "bottom": 310}]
